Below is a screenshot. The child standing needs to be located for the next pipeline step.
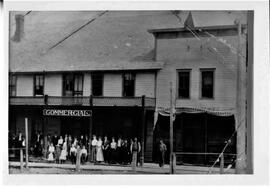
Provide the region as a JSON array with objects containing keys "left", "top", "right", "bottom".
[
  {"left": 81, "top": 145, "right": 88, "bottom": 164},
  {"left": 48, "top": 143, "right": 55, "bottom": 162}
]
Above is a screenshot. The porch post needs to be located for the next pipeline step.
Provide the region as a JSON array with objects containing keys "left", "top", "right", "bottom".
[
  {"left": 88, "top": 95, "right": 93, "bottom": 162},
  {"left": 140, "top": 95, "right": 146, "bottom": 166}
]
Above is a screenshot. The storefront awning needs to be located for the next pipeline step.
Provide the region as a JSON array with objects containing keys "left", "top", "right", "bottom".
[{"left": 154, "top": 107, "right": 235, "bottom": 130}]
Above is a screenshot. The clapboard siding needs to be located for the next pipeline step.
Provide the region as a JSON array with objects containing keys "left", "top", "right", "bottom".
[
  {"left": 155, "top": 35, "right": 245, "bottom": 109},
  {"left": 135, "top": 73, "right": 155, "bottom": 98}
]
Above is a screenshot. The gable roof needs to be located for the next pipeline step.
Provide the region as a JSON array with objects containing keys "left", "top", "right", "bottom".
[
  {"left": 9, "top": 11, "right": 247, "bottom": 73},
  {"left": 10, "top": 11, "right": 183, "bottom": 73}
]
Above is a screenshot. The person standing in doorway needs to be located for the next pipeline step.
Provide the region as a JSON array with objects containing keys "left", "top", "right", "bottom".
[
  {"left": 130, "top": 137, "right": 141, "bottom": 171},
  {"left": 158, "top": 139, "right": 167, "bottom": 167}
]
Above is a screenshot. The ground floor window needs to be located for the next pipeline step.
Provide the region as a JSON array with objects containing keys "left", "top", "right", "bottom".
[{"left": 153, "top": 113, "right": 236, "bottom": 165}]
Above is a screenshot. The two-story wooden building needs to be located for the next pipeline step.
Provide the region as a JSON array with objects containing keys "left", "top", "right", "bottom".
[
  {"left": 149, "top": 11, "right": 247, "bottom": 164},
  {"left": 9, "top": 11, "right": 247, "bottom": 164}
]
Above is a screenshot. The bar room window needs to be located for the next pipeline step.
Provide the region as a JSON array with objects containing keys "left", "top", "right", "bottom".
[
  {"left": 178, "top": 70, "right": 190, "bottom": 99},
  {"left": 201, "top": 69, "right": 215, "bottom": 99},
  {"left": 63, "top": 73, "right": 83, "bottom": 96},
  {"left": 34, "top": 74, "right": 44, "bottom": 96},
  {"left": 9, "top": 74, "right": 16, "bottom": 96},
  {"left": 123, "top": 73, "right": 135, "bottom": 97},
  {"left": 91, "top": 73, "right": 103, "bottom": 96}
]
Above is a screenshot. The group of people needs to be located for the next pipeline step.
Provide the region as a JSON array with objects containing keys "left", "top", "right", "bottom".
[
  {"left": 42, "top": 133, "right": 142, "bottom": 166},
  {"left": 9, "top": 131, "right": 167, "bottom": 168}
]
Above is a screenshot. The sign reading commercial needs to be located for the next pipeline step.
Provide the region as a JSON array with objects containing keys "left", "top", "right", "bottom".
[{"left": 43, "top": 109, "right": 92, "bottom": 117}]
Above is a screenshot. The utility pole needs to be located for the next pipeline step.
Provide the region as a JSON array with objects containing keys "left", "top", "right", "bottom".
[
  {"left": 25, "top": 118, "right": 29, "bottom": 169},
  {"left": 88, "top": 95, "right": 93, "bottom": 162},
  {"left": 235, "top": 19, "right": 247, "bottom": 174},
  {"left": 141, "top": 95, "right": 146, "bottom": 166},
  {"left": 169, "top": 82, "right": 174, "bottom": 174},
  {"left": 246, "top": 11, "right": 253, "bottom": 174}
]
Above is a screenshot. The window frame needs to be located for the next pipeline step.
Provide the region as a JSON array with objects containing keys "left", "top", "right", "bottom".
[
  {"left": 177, "top": 69, "right": 191, "bottom": 99},
  {"left": 122, "top": 72, "right": 136, "bottom": 97},
  {"left": 91, "top": 73, "right": 104, "bottom": 97},
  {"left": 200, "top": 68, "right": 215, "bottom": 99},
  {"left": 33, "top": 74, "right": 45, "bottom": 96},
  {"left": 9, "top": 74, "right": 17, "bottom": 97},
  {"left": 62, "top": 73, "right": 84, "bottom": 97}
]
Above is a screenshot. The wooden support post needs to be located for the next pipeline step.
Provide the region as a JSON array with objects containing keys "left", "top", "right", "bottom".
[
  {"left": 220, "top": 153, "right": 224, "bottom": 174},
  {"left": 76, "top": 147, "right": 81, "bottom": 172},
  {"left": 204, "top": 114, "right": 208, "bottom": 164},
  {"left": 20, "top": 149, "right": 23, "bottom": 172},
  {"left": 235, "top": 20, "right": 247, "bottom": 174},
  {"left": 140, "top": 95, "right": 146, "bottom": 167},
  {"left": 25, "top": 118, "right": 29, "bottom": 169},
  {"left": 88, "top": 95, "right": 93, "bottom": 162},
  {"left": 169, "top": 82, "right": 174, "bottom": 174}
]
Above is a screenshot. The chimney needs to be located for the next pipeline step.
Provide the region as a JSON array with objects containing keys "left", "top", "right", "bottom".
[{"left": 13, "top": 14, "right": 24, "bottom": 42}]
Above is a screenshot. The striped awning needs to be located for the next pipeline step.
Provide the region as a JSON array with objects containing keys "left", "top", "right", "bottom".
[
  {"left": 153, "top": 106, "right": 235, "bottom": 130},
  {"left": 160, "top": 107, "right": 235, "bottom": 117}
]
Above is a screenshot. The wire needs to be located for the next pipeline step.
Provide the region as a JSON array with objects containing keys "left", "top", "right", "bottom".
[
  {"left": 46, "top": 11, "right": 108, "bottom": 52},
  {"left": 171, "top": 11, "right": 246, "bottom": 64},
  {"left": 208, "top": 116, "right": 246, "bottom": 173},
  {"left": 202, "top": 29, "right": 246, "bottom": 60}
]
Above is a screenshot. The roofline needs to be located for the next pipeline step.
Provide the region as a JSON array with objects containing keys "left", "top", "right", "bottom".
[
  {"left": 148, "top": 24, "right": 247, "bottom": 34},
  {"left": 9, "top": 68, "right": 164, "bottom": 74}
]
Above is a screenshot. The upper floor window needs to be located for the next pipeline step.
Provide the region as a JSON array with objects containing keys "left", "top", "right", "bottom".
[
  {"left": 123, "top": 73, "right": 135, "bottom": 97},
  {"left": 34, "top": 74, "right": 44, "bottom": 96},
  {"left": 178, "top": 70, "right": 190, "bottom": 99},
  {"left": 9, "top": 74, "right": 16, "bottom": 96},
  {"left": 201, "top": 69, "right": 215, "bottom": 99},
  {"left": 91, "top": 73, "right": 103, "bottom": 96},
  {"left": 63, "top": 73, "right": 83, "bottom": 96}
]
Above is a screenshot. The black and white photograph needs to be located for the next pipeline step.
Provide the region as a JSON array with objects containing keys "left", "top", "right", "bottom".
[{"left": 1, "top": 0, "right": 270, "bottom": 186}]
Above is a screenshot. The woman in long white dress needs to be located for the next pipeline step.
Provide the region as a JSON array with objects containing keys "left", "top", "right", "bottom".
[
  {"left": 47, "top": 143, "right": 55, "bottom": 162},
  {"left": 59, "top": 142, "right": 67, "bottom": 163},
  {"left": 96, "top": 137, "right": 104, "bottom": 162}
]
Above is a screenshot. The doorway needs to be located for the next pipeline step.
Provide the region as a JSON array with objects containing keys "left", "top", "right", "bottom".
[{"left": 60, "top": 117, "right": 89, "bottom": 137}]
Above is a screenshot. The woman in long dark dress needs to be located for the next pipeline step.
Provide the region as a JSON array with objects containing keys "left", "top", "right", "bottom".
[
  {"left": 103, "top": 136, "right": 110, "bottom": 163},
  {"left": 110, "top": 137, "right": 117, "bottom": 164}
]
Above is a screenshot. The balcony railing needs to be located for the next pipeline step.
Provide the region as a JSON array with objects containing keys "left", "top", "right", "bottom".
[{"left": 9, "top": 95, "right": 156, "bottom": 107}]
